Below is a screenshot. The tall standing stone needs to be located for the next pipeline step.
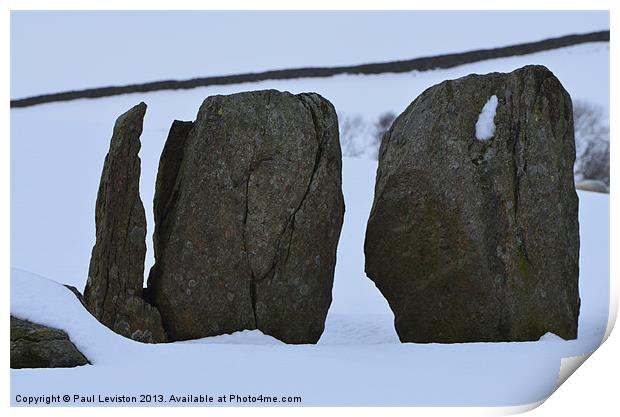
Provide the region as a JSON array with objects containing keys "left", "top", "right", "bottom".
[
  {"left": 148, "top": 90, "right": 345, "bottom": 344},
  {"left": 84, "top": 103, "right": 166, "bottom": 343},
  {"left": 365, "top": 65, "right": 580, "bottom": 343}
]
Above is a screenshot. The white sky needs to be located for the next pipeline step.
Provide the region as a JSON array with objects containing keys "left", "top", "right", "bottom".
[{"left": 10, "top": 10, "right": 609, "bottom": 98}]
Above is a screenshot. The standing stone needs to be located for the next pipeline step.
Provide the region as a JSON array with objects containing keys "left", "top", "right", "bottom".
[
  {"left": 151, "top": 121, "right": 193, "bottom": 267},
  {"left": 84, "top": 103, "right": 166, "bottom": 343},
  {"left": 148, "top": 90, "right": 345, "bottom": 344},
  {"left": 143, "top": 120, "right": 193, "bottom": 305},
  {"left": 365, "top": 65, "right": 580, "bottom": 343},
  {"left": 11, "top": 316, "right": 89, "bottom": 368}
]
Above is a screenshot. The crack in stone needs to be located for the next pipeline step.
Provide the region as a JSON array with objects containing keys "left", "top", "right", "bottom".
[
  {"left": 275, "top": 95, "right": 325, "bottom": 269},
  {"left": 240, "top": 93, "right": 328, "bottom": 330},
  {"left": 241, "top": 170, "right": 258, "bottom": 328}
]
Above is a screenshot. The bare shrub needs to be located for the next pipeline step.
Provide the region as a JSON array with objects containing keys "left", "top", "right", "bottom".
[
  {"left": 338, "top": 112, "right": 398, "bottom": 159},
  {"left": 579, "top": 139, "right": 610, "bottom": 186},
  {"left": 339, "top": 114, "right": 368, "bottom": 158},
  {"left": 573, "top": 100, "right": 610, "bottom": 185},
  {"left": 370, "top": 112, "right": 397, "bottom": 159}
]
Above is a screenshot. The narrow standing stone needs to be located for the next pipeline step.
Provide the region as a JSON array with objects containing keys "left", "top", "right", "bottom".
[{"left": 84, "top": 102, "right": 166, "bottom": 343}]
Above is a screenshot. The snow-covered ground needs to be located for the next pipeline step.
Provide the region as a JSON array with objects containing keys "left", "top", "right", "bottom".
[
  {"left": 10, "top": 175, "right": 609, "bottom": 406},
  {"left": 10, "top": 40, "right": 610, "bottom": 405}
]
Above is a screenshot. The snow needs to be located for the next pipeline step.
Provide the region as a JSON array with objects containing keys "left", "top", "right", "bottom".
[
  {"left": 475, "top": 95, "right": 498, "bottom": 141},
  {"left": 11, "top": 269, "right": 135, "bottom": 366},
  {"left": 10, "top": 39, "right": 610, "bottom": 406},
  {"left": 10, "top": 166, "right": 609, "bottom": 406},
  {"left": 539, "top": 333, "right": 566, "bottom": 343}
]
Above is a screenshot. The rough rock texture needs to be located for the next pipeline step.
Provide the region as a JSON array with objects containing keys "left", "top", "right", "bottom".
[
  {"left": 83, "top": 103, "right": 166, "bottom": 343},
  {"left": 11, "top": 316, "right": 89, "bottom": 368},
  {"left": 152, "top": 120, "right": 194, "bottom": 267},
  {"left": 365, "top": 65, "right": 580, "bottom": 343},
  {"left": 148, "top": 90, "right": 344, "bottom": 344}
]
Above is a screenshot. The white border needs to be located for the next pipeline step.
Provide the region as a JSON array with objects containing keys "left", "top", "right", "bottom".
[{"left": 3, "top": 1, "right": 616, "bottom": 416}]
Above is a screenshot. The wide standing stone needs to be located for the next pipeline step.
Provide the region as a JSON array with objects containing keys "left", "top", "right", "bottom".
[
  {"left": 148, "top": 90, "right": 344, "bottom": 344},
  {"left": 11, "top": 316, "right": 89, "bottom": 368},
  {"left": 84, "top": 103, "right": 166, "bottom": 343},
  {"left": 365, "top": 65, "right": 580, "bottom": 343}
]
